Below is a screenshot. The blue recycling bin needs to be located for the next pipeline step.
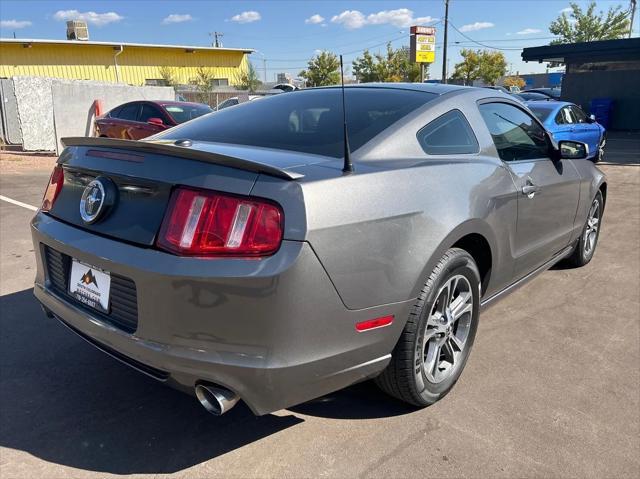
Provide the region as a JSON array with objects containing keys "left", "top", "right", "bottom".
[{"left": 590, "top": 98, "right": 614, "bottom": 130}]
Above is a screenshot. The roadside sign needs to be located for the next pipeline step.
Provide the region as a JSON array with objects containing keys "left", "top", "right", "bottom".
[{"left": 410, "top": 25, "right": 436, "bottom": 63}]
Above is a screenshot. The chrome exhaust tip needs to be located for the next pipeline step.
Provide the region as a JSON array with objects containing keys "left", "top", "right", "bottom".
[{"left": 195, "top": 383, "right": 240, "bottom": 416}]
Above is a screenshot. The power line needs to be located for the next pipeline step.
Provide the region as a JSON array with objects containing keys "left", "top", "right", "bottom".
[{"left": 447, "top": 20, "right": 530, "bottom": 50}]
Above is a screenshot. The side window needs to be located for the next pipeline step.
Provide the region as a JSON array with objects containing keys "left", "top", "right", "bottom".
[
  {"left": 139, "top": 104, "right": 164, "bottom": 123},
  {"left": 217, "top": 98, "right": 238, "bottom": 110},
  {"left": 571, "top": 106, "right": 587, "bottom": 123},
  {"left": 417, "top": 110, "right": 479, "bottom": 155},
  {"left": 556, "top": 107, "right": 574, "bottom": 124},
  {"left": 108, "top": 106, "right": 122, "bottom": 118},
  {"left": 118, "top": 103, "right": 140, "bottom": 122},
  {"left": 479, "top": 102, "right": 549, "bottom": 162},
  {"left": 564, "top": 107, "right": 576, "bottom": 124}
]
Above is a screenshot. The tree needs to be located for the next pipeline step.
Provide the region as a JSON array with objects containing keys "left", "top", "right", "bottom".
[
  {"left": 451, "top": 49, "right": 506, "bottom": 86},
  {"left": 352, "top": 44, "right": 424, "bottom": 83},
  {"left": 503, "top": 75, "right": 526, "bottom": 89},
  {"left": 299, "top": 52, "right": 340, "bottom": 87},
  {"left": 236, "top": 62, "right": 262, "bottom": 92},
  {"left": 387, "top": 45, "right": 424, "bottom": 82},
  {"left": 158, "top": 66, "right": 179, "bottom": 87},
  {"left": 550, "top": 2, "right": 631, "bottom": 44},
  {"left": 192, "top": 67, "right": 215, "bottom": 103},
  {"left": 352, "top": 50, "right": 379, "bottom": 83},
  {"left": 451, "top": 49, "right": 481, "bottom": 85},
  {"left": 478, "top": 51, "right": 507, "bottom": 86}
]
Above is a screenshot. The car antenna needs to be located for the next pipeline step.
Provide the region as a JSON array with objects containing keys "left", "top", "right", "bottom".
[{"left": 339, "top": 55, "right": 354, "bottom": 173}]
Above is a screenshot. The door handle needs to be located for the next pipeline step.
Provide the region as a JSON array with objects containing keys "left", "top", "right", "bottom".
[{"left": 522, "top": 182, "right": 540, "bottom": 198}]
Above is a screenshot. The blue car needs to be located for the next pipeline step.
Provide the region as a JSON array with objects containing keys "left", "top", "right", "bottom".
[{"left": 526, "top": 101, "right": 606, "bottom": 162}]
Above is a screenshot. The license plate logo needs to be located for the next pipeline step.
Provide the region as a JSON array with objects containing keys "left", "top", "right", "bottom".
[{"left": 69, "top": 260, "right": 111, "bottom": 312}]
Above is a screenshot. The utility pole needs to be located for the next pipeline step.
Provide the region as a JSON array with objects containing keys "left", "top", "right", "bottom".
[
  {"left": 209, "top": 31, "right": 223, "bottom": 47},
  {"left": 442, "top": 0, "right": 450, "bottom": 83},
  {"left": 630, "top": 0, "right": 637, "bottom": 38}
]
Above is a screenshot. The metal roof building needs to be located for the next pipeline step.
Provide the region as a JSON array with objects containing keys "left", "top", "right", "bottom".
[
  {"left": 522, "top": 38, "right": 640, "bottom": 130},
  {"left": 0, "top": 38, "right": 254, "bottom": 86}
]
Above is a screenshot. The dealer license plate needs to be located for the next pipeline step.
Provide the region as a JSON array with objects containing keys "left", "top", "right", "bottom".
[{"left": 69, "top": 259, "right": 111, "bottom": 313}]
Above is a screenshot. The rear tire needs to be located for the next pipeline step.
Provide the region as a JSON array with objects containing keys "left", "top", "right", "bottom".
[
  {"left": 375, "top": 248, "right": 480, "bottom": 407},
  {"left": 566, "top": 191, "right": 604, "bottom": 267}
]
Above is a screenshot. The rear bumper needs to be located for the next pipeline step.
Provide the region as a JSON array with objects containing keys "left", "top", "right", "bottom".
[{"left": 31, "top": 213, "right": 412, "bottom": 415}]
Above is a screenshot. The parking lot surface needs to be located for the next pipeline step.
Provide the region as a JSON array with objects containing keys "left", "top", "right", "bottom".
[{"left": 1, "top": 136, "right": 638, "bottom": 478}]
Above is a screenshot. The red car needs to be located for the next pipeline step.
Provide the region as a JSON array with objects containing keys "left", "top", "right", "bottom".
[{"left": 95, "top": 100, "right": 213, "bottom": 140}]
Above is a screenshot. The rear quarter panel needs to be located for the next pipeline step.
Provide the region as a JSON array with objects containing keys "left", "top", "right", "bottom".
[{"left": 298, "top": 160, "right": 518, "bottom": 310}]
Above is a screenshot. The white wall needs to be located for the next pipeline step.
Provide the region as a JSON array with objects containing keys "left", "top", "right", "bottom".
[
  {"left": 51, "top": 80, "right": 174, "bottom": 153},
  {"left": 10, "top": 76, "right": 174, "bottom": 153}
]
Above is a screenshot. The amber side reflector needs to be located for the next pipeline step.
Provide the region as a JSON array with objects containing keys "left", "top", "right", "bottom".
[{"left": 355, "top": 315, "right": 394, "bottom": 332}]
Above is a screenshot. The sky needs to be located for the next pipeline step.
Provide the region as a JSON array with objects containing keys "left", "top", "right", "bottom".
[{"left": 1, "top": 0, "right": 637, "bottom": 81}]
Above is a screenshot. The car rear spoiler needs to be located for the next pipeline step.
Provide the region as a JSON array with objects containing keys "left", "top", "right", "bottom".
[{"left": 60, "top": 137, "right": 303, "bottom": 180}]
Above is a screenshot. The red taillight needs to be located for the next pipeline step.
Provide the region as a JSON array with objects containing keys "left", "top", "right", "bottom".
[
  {"left": 157, "top": 187, "right": 284, "bottom": 257},
  {"left": 41, "top": 165, "right": 64, "bottom": 212}
]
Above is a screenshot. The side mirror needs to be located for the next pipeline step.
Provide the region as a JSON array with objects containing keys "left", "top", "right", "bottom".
[
  {"left": 588, "top": 114, "right": 597, "bottom": 123},
  {"left": 559, "top": 140, "right": 589, "bottom": 159},
  {"left": 147, "top": 117, "right": 164, "bottom": 126}
]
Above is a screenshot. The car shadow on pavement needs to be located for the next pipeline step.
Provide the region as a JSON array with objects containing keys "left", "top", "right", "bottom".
[
  {"left": 291, "top": 381, "right": 419, "bottom": 419},
  {"left": 0, "top": 288, "right": 303, "bottom": 475}
]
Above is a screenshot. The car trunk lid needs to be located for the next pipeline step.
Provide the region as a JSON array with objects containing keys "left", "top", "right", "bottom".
[{"left": 48, "top": 138, "right": 319, "bottom": 246}]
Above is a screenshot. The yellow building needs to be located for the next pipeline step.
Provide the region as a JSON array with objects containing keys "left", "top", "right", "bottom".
[{"left": 0, "top": 38, "right": 253, "bottom": 86}]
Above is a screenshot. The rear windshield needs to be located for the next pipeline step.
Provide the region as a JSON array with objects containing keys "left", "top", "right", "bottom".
[
  {"left": 527, "top": 105, "right": 553, "bottom": 123},
  {"left": 157, "top": 88, "right": 436, "bottom": 157},
  {"left": 163, "top": 104, "right": 213, "bottom": 124}
]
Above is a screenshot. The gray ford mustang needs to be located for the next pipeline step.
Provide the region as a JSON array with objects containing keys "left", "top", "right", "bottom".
[{"left": 32, "top": 84, "right": 606, "bottom": 416}]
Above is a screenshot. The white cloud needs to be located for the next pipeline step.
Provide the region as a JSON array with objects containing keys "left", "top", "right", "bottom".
[
  {"left": 559, "top": 7, "right": 573, "bottom": 14},
  {"left": 305, "top": 14, "right": 325, "bottom": 25},
  {"left": 162, "top": 14, "right": 193, "bottom": 25},
  {"left": 459, "top": 21, "right": 495, "bottom": 32},
  {"left": 230, "top": 11, "right": 261, "bottom": 23},
  {"left": 331, "top": 8, "right": 436, "bottom": 29},
  {"left": 366, "top": 8, "right": 436, "bottom": 28},
  {"left": 331, "top": 10, "right": 366, "bottom": 29},
  {"left": 0, "top": 19, "right": 32, "bottom": 29},
  {"left": 516, "top": 28, "right": 541, "bottom": 35},
  {"left": 53, "top": 10, "right": 123, "bottom": 26}
]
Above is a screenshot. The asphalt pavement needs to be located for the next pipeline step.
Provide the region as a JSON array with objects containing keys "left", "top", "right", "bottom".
[{"left": 0, "top": 137, "right": 638, "bottom": 478}]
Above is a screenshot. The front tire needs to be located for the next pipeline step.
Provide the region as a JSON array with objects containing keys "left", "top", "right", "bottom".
[
  {"left": 595, "top": 134, "right": 606, "bottom": 163},
  {"left": 566, "top": 191, "right": 604, "bottom": 267},
  {"left": 375, "top": 248, "right": 480, "bottom": 407}
]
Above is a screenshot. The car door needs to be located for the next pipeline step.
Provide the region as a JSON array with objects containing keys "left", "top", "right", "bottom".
[
  {"left": 479, "top": 101, "right": 581, "bottom": 278},
  {"left": 570, "top": 105, "right": 600, "bottom": 157},
  {"left": 112, "top": 102, "right": 142, "bottom": 139},
  {"left": 134, "top": 103, "right": 169, "bottom": 139}
]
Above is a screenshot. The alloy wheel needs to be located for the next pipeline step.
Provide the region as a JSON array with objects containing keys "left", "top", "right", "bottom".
[
  {"left": 598, "top": 137, "right": 606, "bottom": 162},
  {"left": 584, "top": 198, "right": 600, "bottom": 257},
  {"left": 422, "top": 275, "right": 474, "bottom": 384}
]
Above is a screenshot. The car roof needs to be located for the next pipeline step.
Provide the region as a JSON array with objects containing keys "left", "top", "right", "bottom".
[
  {"left": 312, "top": 82, "right": 470, "bottom": 96},
  {"left": 155, "top": 100, "right": 211, "bottom": 107},
  {"left": 525, "top": 100, "right": 572, "bottom": 110}
]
